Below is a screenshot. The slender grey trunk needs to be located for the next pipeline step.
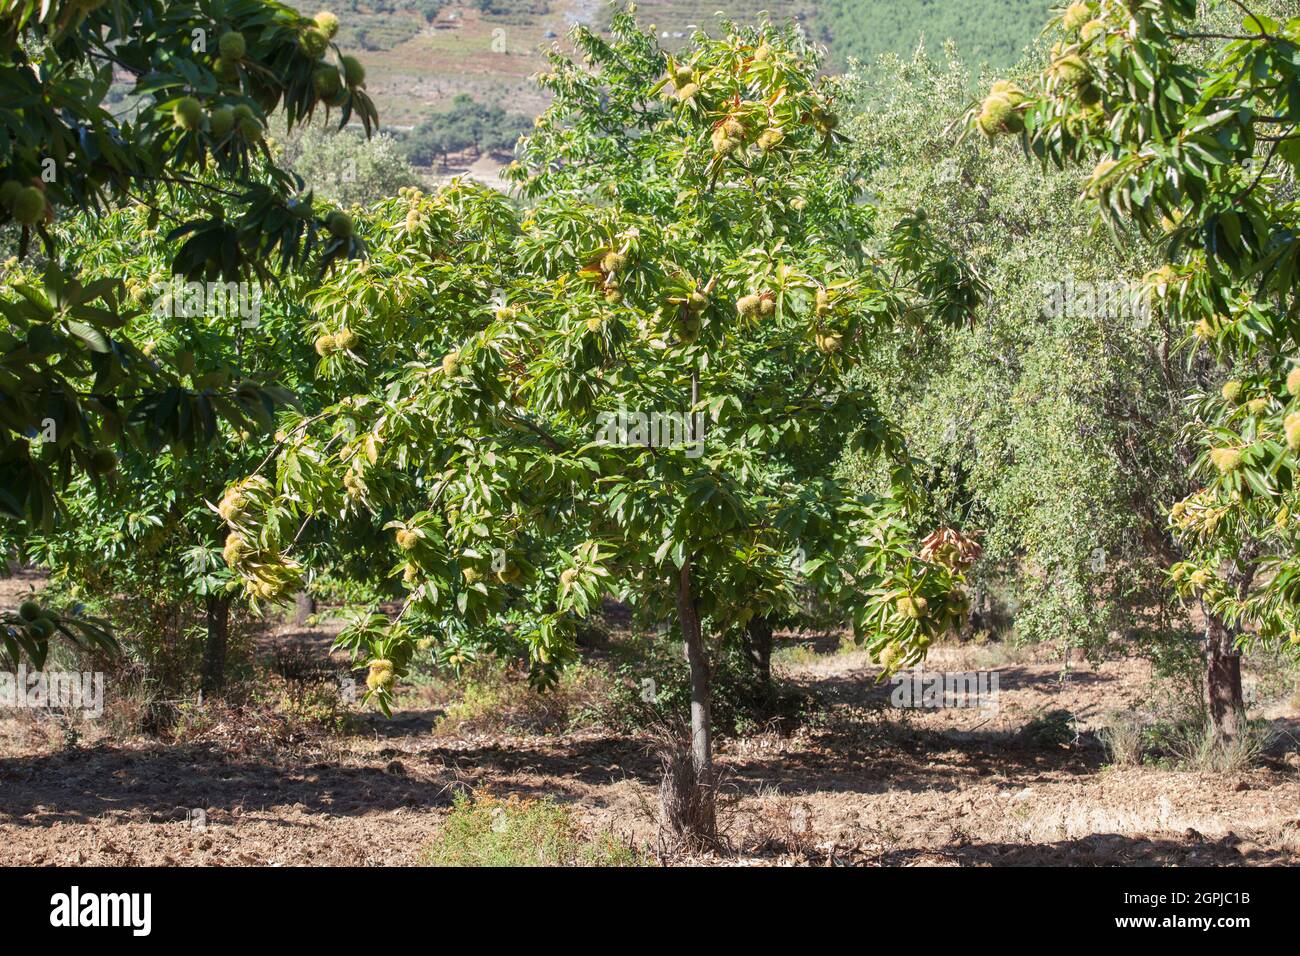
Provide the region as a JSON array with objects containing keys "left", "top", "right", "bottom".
[
  {"left": 674, "top": 555, "right": 716, "bottom": 841},
  {"left": 201, "top": 593, "right": 231, "bottom": 696},
  {"left": 293, "top": 591, "right": 316, "bottom": 626},
  {"left": 660, "top": 363, "right": 716, "bottom": 844},
  {"left": 967, "top": 585, "right": 990, "bottom": 638},
  {"left": 743, "top": 614, "right": 773, "bottom": 689}
]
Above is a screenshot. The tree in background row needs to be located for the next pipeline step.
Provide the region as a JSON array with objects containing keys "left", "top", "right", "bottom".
[
  {"left": 9, "top": 199, "right": 329, "bottom": 694},
  {"left": 0, "top": 0, "right": 373, "bottom": 663},
  {"left": 975, "top": 0, "right": 1300, "bottom": 737},
  {"left": 278, "top": 121, "right": 421, "bottom": 207},
  {"left": 844, "top": 42, "right": 1206, "bottom": 681},
  {"left": 404, "top": 93, "right": 532, "bottom": 169}
]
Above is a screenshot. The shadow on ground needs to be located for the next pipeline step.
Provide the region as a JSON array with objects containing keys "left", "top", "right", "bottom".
[
  {"left": 882, "top": 832, "right": 1287, "bottom": 866},
  {"left": 0, "top": 743, "right": 460, "bottom": 827}
]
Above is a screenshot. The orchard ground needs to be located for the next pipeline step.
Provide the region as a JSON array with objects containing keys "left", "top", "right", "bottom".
[{"left": 2, "top": 574, "right": 1299, "bottom": 866}]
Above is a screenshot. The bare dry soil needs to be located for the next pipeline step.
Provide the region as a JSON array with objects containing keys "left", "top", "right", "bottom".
[{"left": 3, "top": 609, "right": 1299, "bottom": 865}]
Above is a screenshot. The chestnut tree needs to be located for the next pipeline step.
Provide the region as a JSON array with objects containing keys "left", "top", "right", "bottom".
[{"left": 220, "top": 11, "right": 980, "bottom": 844}]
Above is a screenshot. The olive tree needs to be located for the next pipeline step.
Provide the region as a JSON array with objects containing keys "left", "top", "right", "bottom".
[
  {"left": 843, "top": 44, "right": 1208, "bottom": 674},
  {"left": 278, "top": 122, "right": 420, "bottom": 207},
  {"left": 974, "top": 0, "right": 1300, "bottom": 737}
]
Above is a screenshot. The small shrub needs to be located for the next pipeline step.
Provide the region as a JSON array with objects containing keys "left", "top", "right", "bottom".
[
  {"left": 265, "top": 644, "right": 353, "bottom": 733},
  {"left": 1098, "top": 710, "right": 1145, "bottom": 767},
  {"left": 429, "top": 661, "right": 607, "bottom": 736},
  {"left": 1150, "top": 718, "right": 1273, "bottom": 773},
  {"left": 1019, "top": 708, "right": 1077, "bottom": 748},
  {"left": 425, "top": 792, "right": 645, "bottom": 867},
  {"left": 1140, "top": 629, "right": 1210, "bottom": 721},
  {"left": 267, "top": 679, "right": 353, "bottom": 735},
  {"left": 600, "top": 632, "right": 819, "bottom": 737}
]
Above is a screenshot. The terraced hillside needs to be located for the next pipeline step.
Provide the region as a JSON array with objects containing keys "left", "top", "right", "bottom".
[
  {"left": 297, "top": 1, "right": 587, "bottom": 126},
  {"left": 593, "top": 0, "right": 815, "bottom": 48},
  {"left": 297, "top": 0, "right": 1050, "bottom": 130}
]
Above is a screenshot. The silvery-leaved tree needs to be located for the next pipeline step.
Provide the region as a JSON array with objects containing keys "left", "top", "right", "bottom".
[
  {"left": 220, "top": 10, "right": 980, "bottom": 845},
  {"left": 845, "top": 45, "right": 1193, "bottom": 671},
  {"left": 972, "top": 0, "right": 1300, "bottom": 737}
]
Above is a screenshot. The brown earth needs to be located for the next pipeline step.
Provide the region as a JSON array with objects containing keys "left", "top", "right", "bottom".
[{"left": 3, "top": 590, "right": 1299, "bottom": 865}]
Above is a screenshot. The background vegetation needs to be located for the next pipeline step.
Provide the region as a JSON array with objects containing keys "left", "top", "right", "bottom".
[{"left": 815, "top": 0, "right": 1053, "bottom": 70}]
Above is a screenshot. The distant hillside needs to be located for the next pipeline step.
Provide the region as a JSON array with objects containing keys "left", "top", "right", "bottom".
[
  {"left": 297, "top": 0, "right": 1052, "bottom": 133},
  {"left": 813, "top": 0, "right": 1054, "bottom": 71},
  {"left": 589, "top": 0, "right": 1051, "bottom": 71},
  {"left": 594, "top": 0, "right": 815, "bottom": 47},
  {"left": 292, "top": 0, "right": 585, "bottom": 127}
]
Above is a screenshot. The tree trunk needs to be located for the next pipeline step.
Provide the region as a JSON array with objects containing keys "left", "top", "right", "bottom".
[
  {"left": 293, "top": 591, "right": 316, "bottom": 626},
  {"left": 670, "top": 557, "right": 716, "bottom": 845},
  {"left": 1204, "top": 559, "right": 1253, "bottom": 741},
  {"left": 967, "top": 585, "right": 989, "bottom": 639},
  {"left": 743, "top": 614, "right": 773, "bottom": 689},
  {"left": 1205, "top": 611, "right": 1243, "bottom": 741},
  {"left": 201, "top": 594, "right": 231, "bottom": 697},
  {"left": 658, "top": 367, "right": 716, "bottom": 847}
]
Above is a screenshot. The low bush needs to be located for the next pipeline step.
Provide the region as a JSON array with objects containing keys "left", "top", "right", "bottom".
[
  {"left": 418, "top": 660, "right": 608, "bottom": 736},
  {"left": 1019, "top": 708, "right": 1077, "bottom": 749},
  {"left": 1147, "top": 718, "right": 1273, "bottom": 774},
  {"left": 425, "top": 792, "right": 646, "bottom": 866},
  {"left": 599, "top": 632, "right": 820, "bottom": 737},
  {"left": 1098, "top": 710, "right": 1145, "bottom": 767}
]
